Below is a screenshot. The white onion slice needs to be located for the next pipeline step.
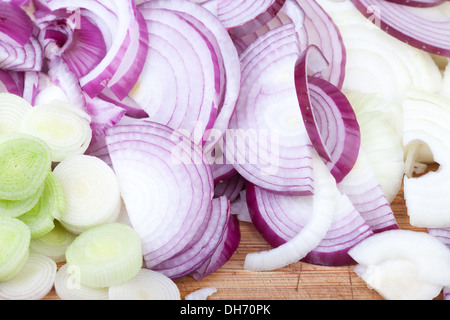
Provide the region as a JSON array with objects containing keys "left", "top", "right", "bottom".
[
  {"left": 53, "top": 154, "right": 121, "bottom": 234},
  {"left": 108, "top": 268, "right": 181, "bottom": 300},
  {"left": 184, "top": 287, "right": 217, "bottom": 300},
  {"left": 54, "top": 263, "right": 109, "bottom": 300},
  {"left": 348, "top": 229, "right": 450, "bottom": 286},
  {"left": 403, "top": 91, "right": 450, "bottom": 228},
  {"left": 354, "top": 259, "right": 443, "bottom": 300},
  {"left": 0, "top": 254, "right": 57, "bottom": 300}
]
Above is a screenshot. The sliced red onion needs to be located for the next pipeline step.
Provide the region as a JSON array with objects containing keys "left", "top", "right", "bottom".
[
  {"left": 291, "top": 0, "right": 346, "bottom": 89},
  {"left": 43, "top": 0, "right": 146, "bottom": 98},
  {"left": 428, "top": 228, "right": 450, "bottom": 248},
  {"left": 214, "top": 173, "right": 246, "bottom": 202},
  {"left": 244, "top": 152, "right": 336, "bottom": 271},
  {"left": 246, "top": 170, "right": 374, "bottom": 267},
  {"left": 22, "top": 71, "right": 40, "bottom": 105},
  {"left": 192, "top": 214, "right": 241, "bottom": 280},
  {"left": 385, "top": 0, "right": 446, "bottom": 7},
  {"left": 132, "top": 5, "right": 220, "bottom": 145},
  {"left": 46, "top": 56, "right": 86, "bottom": 110},
  {"left": 226, "top": 23, "right": 315, "bottom": 195},
  {"left": 0, "top": 2, "right": 43, "bottom": 72},
  {"left": 295, "top": 55, "right": 361, "bottom": 183},
  {"left": 337, "top": 150, "right": 399, "bottom": 233},
  {"left": 35, "top": 8, "right": 107, "bottom": 79},
  {"left": 84, "top": 94, "right": 126, "bottom": 145},
  {"left": 0, "top": 69, "right": 23, "bottom": 96},
  {"left": 152, "top": 196, "right": 230, "bottom": 279},
  {"left": 137, "top": 0, "right": 240, "bottom": 149},
  {"left": 0, "top": 2, "right": 34, "bottom": 47},
  {"left": 351, "top": 0, "right": 450, "bottom": 57},
  {"left": 105, "top": 119, "right": 215, "bottom": 269},
  {"left": 218, "top": 0, "right": 287, "bottom": 38},
  {"left": 96, "top": 89, "right": 148, "bottom": 119}
]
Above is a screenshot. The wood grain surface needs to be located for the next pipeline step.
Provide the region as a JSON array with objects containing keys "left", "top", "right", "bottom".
[{"left": 43, "top": 179, "right": 444, "bottom": 300}]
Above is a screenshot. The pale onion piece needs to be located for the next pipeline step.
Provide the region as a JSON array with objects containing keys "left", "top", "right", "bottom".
[
  {"left": 0, "top": 216, "right": 30, "bottom": 282},
  {"left": 318, "top": 0, "right": 442, "bottom": 106},
  {"left": 54, "top": 263, "right": 109, "bottom": 300},
  {"left": 20, "top": 101, "right": 92, "bottom": 162},
  {"left": 0, "top": 93, "right": 32, "bottom": 134},
  {"left": 346, "top": 93, "right": 405, "bottom": 203},
  {"left": 0, "top": 254, "right": 56, "bottom": 300},
  {"left": 348, "top": 229, "right": 450, "bottom": 286},
  {"left": 184, "top": 287, "right": 217, "bottom": 300},
  {"left": 53, "top": 155, "right": 121, "bottom": 234},
  {"left": 30, "top": 221, "right": 76, "bottom": 263},
  {"left": 354, "top": 259, "right": 443, "bottom": 300},
  {"left": 108, "top": 268, "right": 181, "bottom": 300},
  {"left": 441, "top": 60, "right": 450, "bottom": 100},
  {"left": 0, "top": 133, "right": 51, "bottom": 201},
  {"left": 33, "top": 85, "right": 70, "bottom": 106},
  {"left": 403, "top": 91, "right": 450, "bottom": 228},
  {"left": 244, "top": 152, "right": 337, "bottom": 271},
  {"left": 65, "top": 222, "right": 143, "bottom": 288},
  {"left": 230, "top": 190, "right": 252, "bottom": 223}
]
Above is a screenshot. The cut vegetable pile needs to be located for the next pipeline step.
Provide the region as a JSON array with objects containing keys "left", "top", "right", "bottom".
[{"left": 0, "top": 0, "right": 449, "bottom": 300}]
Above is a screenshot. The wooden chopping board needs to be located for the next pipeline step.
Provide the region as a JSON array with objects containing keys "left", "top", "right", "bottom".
[{"left": 43, "top": 178, "right": 445, "bottom": 301}]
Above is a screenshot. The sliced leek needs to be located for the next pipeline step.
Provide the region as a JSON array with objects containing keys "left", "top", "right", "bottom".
[
  {"left": 20, "top": 101, "right": 92, "bottom": 162},
  {"left": 30, "top": 221, "right": 75, "bottom": 263},
  {"left": 17, "top": 172, "right": 66, "bottom": 239},
  {"left": 65, "top": 222, "right": 143, "bottom": 288},
  {"left": 0, "top": 183, "right": 44, "bottom": 218},
  {"left": 0, "top": 254, "right": 57, "bottom": 300},
  {"left": 108, "top": 268, "right": 181, "bottom": 300},
  {"left": 54, "top": 263, "right": 109, "bottom": 300},
  {"left": 0, "top": 93, "right": 33, "bottom": 134},
  {"left": 0, "top": 216, "right": 31, "bottom": 281},
  {"left": 0, "top": 133, "right": 51, "bottom": 201},
  {"left": 53, "top": 155, "right": 121, "bottom": 234}
]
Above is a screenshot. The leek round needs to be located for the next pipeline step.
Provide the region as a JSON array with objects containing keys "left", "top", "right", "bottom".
[
  {"left": 30, "top": 221, "right": 75, "bottom": 263},
  {"left": 0, "top": 133, "right": 51, "bottom": 201},
  {"left": 54, "top": 263, "right": 109, "bottom": 300},
  {"left": 0, "top": 254, "right": 57, "bottom": 300},
  {"left": 53, "top": 155, "right": 121, "bottom": 234},
  {"left": 0, "top": 93, "right": 32, "bottom": 134},
  {"left": 65, "top": 222, "right": 143, "bottom": 288},
  {"left": 20, "top": 101, "right": 92, "bottom": 162},
  {"left": 108, "top": 268, "right": 181, "bottom": 300},
  {"left": 0, "top": 216, "right": 31, "bottom": 281}
]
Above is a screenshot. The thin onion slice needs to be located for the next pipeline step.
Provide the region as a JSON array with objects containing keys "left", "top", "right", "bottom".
[
  {"left": 152, "top": 196, "right": 230, "bottom": 279},
  {"left": 65, "top": 222, "right": 143, "bottom": 288},
  {"left": 108, "top": 268, "right": 181, "bottom": 300},
  {"left": 54, "top": 263, "right": 109, "bottom": 300},
  {"left": 184, "top": 287, "right": 217, "bottom": 300},
  {"left": 0, "top": 254, "right": 56, "bottom": 300},
  {"left": 350, "top": 0, "right": 450, "bottom": 57},
  {"left": 244, "top": 151, "right": 336, "bottom": 271},
  {"left": 0, "top": 216, "right": 30, "bottom": 281},
  {"left": 106, "top": 119, "right": 214, "bottom": 269},
  {"left": 295, "top": 54, "right": 361, "bottom": 183},
  {"left": 226, "top": 23, "right": 314, "bottom": 195},
  {"left": 53, "top": 155, "right": 121, "bottom": 234}
]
